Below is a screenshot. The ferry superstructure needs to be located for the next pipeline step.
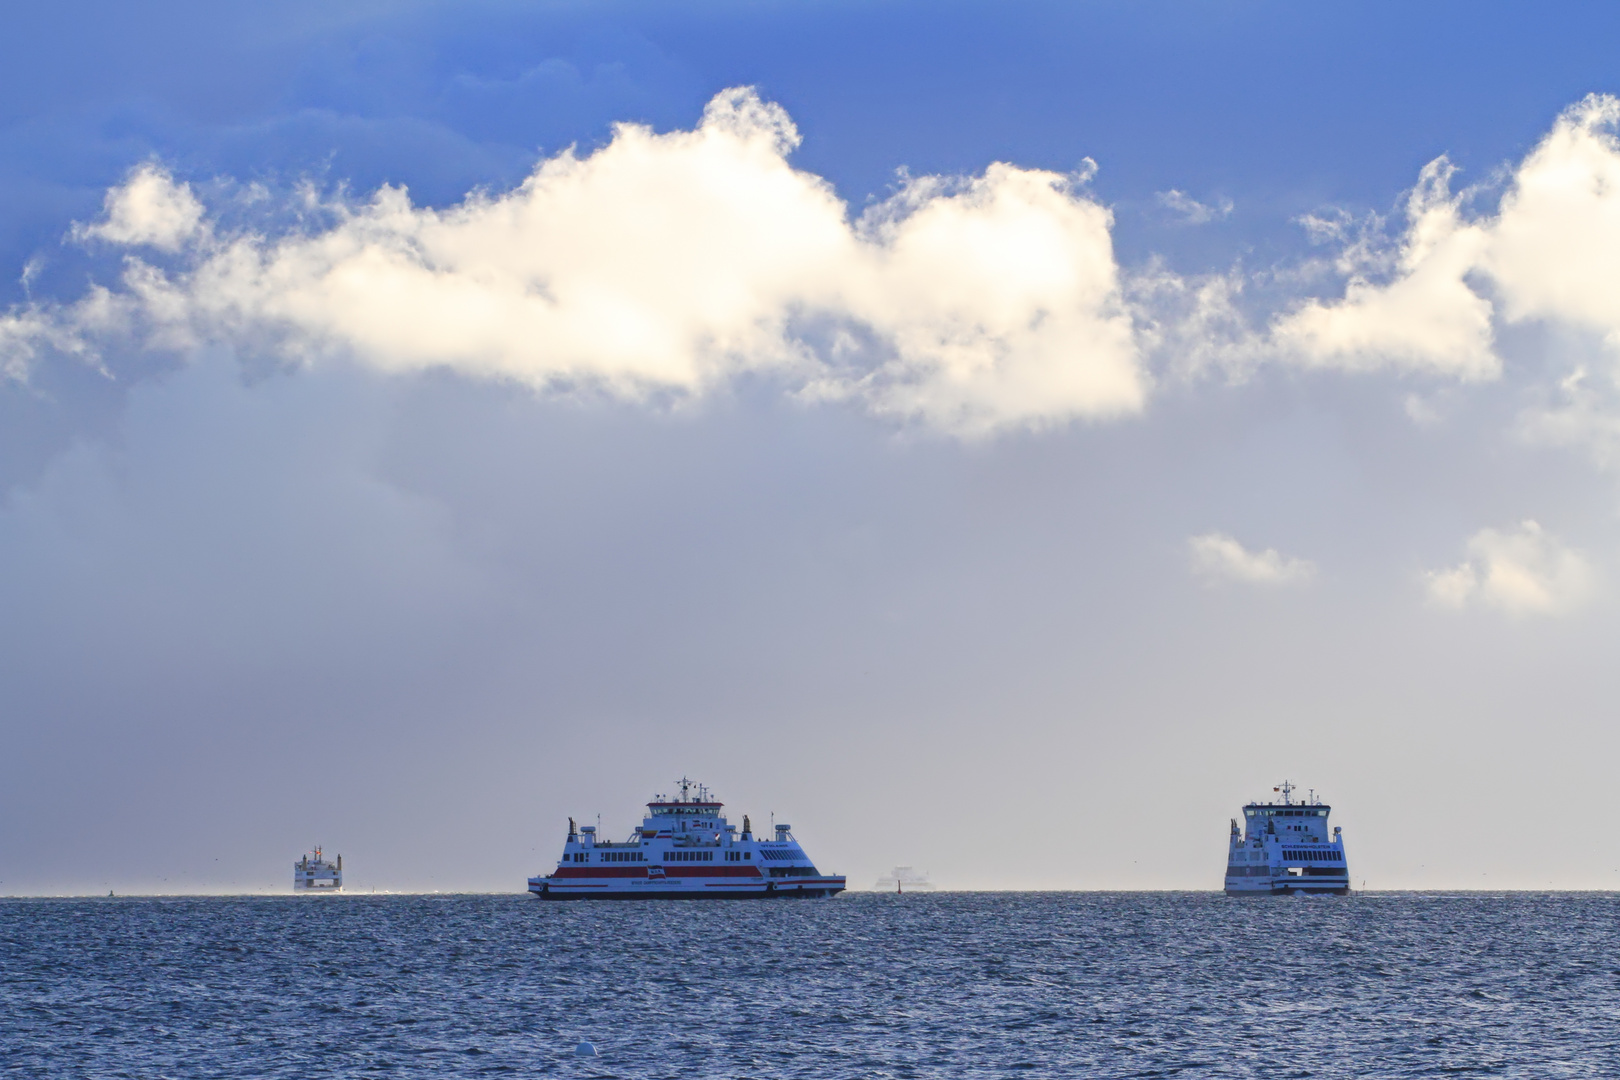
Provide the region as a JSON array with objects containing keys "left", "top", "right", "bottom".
[
  {"left": 1224, "top": 782, "right": 1350, "bottom": 896},
  {"left": 528, "top": 779, "right": 846, "bottom": 900},
  {"left": 294, "top": 848, "right": 342, "bottom": 892}
]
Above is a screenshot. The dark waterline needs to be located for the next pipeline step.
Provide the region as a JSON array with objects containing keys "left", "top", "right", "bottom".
[{"left": 5, "top": 892, "right": 1619, "bottom": 1077}]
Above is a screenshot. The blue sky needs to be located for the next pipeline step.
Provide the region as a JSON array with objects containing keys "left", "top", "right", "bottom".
[
  {"left": 9, "top": 1, "right": 1620, "bottom": 274},
  {"left": 6, "top": 2, "right": 1620, "bottom": 893}
]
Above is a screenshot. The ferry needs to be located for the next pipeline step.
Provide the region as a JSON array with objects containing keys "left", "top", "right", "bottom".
[
  {"left": 1225, "top": 782, "right": 1350, "bottom": 896},
  {"left": 294, "top": 847, "right": 342, "bottom": 891},
  {"left": 528, "top": 779, "right": 846, "bottom": 900}
]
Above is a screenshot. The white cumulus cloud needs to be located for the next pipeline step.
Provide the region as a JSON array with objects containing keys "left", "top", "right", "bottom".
[
  {"left": 1271, "top": 94, "right": 1620, "bottom": 397},
  {"left": 1481, "top": 95, "right": 1620, "bottom": 340},
  {"left": 1188, "top": 532, "right": 1316, "bottom": 587},
  {"left": 24, "top": 91, "right": 1620, "bottom": 445},
  {"left": 1155, "top": 189, "right": 1232, "bottom": 224},
  {"left": 1271, "top": 158, "right": 1496, "bottom": 379},
  {"left": 75, "top": 163, "right": 206, "bottom": 252},
  {"left": 7, "top": 88, "right": 1147, "bottom": 437},
  {"left": 1425, "top": 520, "right": 1594, "bottom": 615}
]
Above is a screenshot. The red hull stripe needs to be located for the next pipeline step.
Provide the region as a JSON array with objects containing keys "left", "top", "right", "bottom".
[
  {"left": 543, "top": 883, "right": 843, "bottom": 889},
  {"left": 539, "top": 877, "right": 847, "bottom": 888},
  {"left": 551, "top": 865, "right": 764, "bottom": 880}
]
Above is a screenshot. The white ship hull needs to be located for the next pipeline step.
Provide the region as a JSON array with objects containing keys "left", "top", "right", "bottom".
[
  {"left": 1224, "top": 872, "right": 1350, "bottom": 897},
  {"left": 528, "top": 872, "right": 846, "bottom": 900}
]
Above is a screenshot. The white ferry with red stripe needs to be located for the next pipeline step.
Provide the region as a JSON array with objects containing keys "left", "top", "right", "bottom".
[
  {"left": 1225, "top": 782, "right": 1351, "bottom": 896},
  {"left": 528, "top": 779, "right": 846, "bottom": 900}
]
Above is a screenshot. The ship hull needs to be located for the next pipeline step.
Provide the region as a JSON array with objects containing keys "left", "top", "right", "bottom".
[
  {"left": 1225, "top": 867, "right": 1351, "bottom": 896},
  {"left": 528, "top": 876, "right": 845, "bottom": 900},
  {"left": 1224, "top": 882, "right": 1350, "bottom": 897},
  {"left": 1226, "top": 788, "right": 1350, "bottom": 897}
]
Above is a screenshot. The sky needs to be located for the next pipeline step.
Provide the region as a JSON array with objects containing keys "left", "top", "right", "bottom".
[{"left": 6, "top": 1, "right": 1620, "bottom": 893}]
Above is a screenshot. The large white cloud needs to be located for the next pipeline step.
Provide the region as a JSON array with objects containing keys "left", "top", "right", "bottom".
[
  {"left": 19, "top": 90, "right": 1620, "bottom": 445},
  {"left": 1425, "top": 520, "right": 1594, "bottom": 616},
  {"left": 1272, "top": 95, "right": 1620, "bottom": 393},
  {"left": 1271, "top": 158, "right": 1496, "bottom": 379},
  {"left": 1483, "top": 95, "right": 1620, "bottom": 339},
  {"left": 7, "top": 88, "right": 1146, "bottom": 437}
]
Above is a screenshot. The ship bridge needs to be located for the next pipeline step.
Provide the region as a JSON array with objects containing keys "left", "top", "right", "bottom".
[
  {"left": 642, "top": 778, "right": 729, "bottom": 843},
  {"left": 1240, "top": 782, "right": 1334, "bottom": 843}
]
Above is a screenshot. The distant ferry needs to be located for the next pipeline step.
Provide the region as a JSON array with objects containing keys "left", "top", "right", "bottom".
[
  {"left": 294, "top": 847, "right": 342, "bottom": 892},
  {"left": 874, "top": 866, "right": 935, "bottom": 893},
  {"left": 528, "top": 779, "right": 846, "bottom": 900},
  {"left": 1225, "top": 782, "right": 1350, "bottom": 896}
]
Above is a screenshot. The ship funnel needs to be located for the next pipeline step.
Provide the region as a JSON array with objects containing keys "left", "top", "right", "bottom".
[{"left": 742, "top": 815, "right": 752, "bottom": 839}]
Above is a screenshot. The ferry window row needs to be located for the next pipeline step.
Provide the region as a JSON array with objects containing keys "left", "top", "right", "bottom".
[
  {"left": 726, "top": 851, "right": 752, "bottom": 861},
  {"left": 601, "top": 852, "right": 644, "bottom": 862},
  {"left": 666, "top": 850, "right": 713, "bottom": 862},
  {"left": 759, "top": 849, "right": 800, "bottom": 861},
  {"left": 1283, "top": 849, "right": 1343, "bottom": 862},
  {"left": 1246, "top": 809, "right": 1328, "bottom": 817}
]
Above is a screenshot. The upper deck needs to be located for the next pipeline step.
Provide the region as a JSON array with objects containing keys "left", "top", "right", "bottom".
[
  {"left": 542, "top": 777, "right": 834, "bottom": 893},
  {"left": 1237, "top": 782, "right": 1337, "bottom": 844},
  {"left": 636, "top": 779, "right": 733, "bottom": 844}
]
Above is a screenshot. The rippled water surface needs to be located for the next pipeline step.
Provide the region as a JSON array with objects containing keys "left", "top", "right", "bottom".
[{"left": 6, "top": 892, "right": 1620, "bottom": 1077}]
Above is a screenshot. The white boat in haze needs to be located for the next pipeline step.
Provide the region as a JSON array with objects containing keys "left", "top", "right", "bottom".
[
  {"left": 874, "top": 866, "right": 935, "bottom": 892},
  {"left": 294, "top": 847, "right": 343, "bottom": 891}
]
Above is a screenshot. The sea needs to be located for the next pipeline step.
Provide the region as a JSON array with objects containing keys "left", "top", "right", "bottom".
[{"left": 5, "top": 891, "right": 1619, "bottom": 1078}]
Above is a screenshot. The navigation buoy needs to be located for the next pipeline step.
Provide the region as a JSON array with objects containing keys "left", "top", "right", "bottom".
[{"left": 574, "top": 1040, "right": 598, "bottom": 1057}]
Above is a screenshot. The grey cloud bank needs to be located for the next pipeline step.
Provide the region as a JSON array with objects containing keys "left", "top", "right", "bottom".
[{"left": 4, "top": 350, "right": 1618, "bottom": 894}]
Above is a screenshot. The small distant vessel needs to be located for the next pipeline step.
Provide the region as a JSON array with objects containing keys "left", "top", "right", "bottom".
[
  {"left": 1225, "top": 782, "right": 1349, "bottom": 896},
  {"left": 874, "top": 866, "right": 935, "bottom": 893},
  {"left": 528, "top": 778, "right": 846, "bottom": 900},
  {"left": 294, "top": 847, "right": 343, "bottom": 892}
]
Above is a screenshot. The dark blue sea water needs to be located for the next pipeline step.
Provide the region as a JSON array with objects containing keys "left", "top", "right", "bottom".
[{"left": 5, "top": 892, "right": 1620, "bottom": 1078}]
